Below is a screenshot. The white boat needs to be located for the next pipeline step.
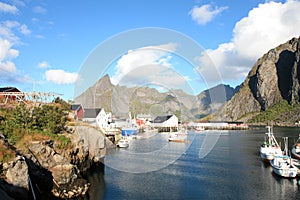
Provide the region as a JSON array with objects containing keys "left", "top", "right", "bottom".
[
  {"left": 168, "top": 133, "right": 185, "bottom": 143},
  {"left": 195, "top": 126, "right": 205, "bottom": 132},
  {"left": 117, "top": 137, "right": 129, "bottom": 148},
  {"left": 291, "top": 134, "right": 300, "bottom": 160},
  {"left": 270, "top": 155, "right": 298, "bottom": 178},
  {"left": 168, "top": 128, "right": 187, "bottom": 143},
  {"left": 270, "top": 137, "right": 298, "bottom": 178},
  {"left": 259, "top": 126, "right": 282, "bottom": 162}
]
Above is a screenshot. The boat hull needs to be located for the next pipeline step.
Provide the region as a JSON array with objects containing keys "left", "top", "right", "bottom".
[
  {"left": 117, "top": 137, "right": 129, "bottom": 148},
  {"left": 168, "top": 138, "right": 185, "bottom": 143},
  {"left": 270, "top": 157, "right": 298, "bottom": 178},
  {"left": 117, "top": 141, "right": 129, "bottom": 148},
  {"left": 122, "top": 128, "right": 138, "bottom": 136},
  {"left": 291, "top": 147, "right": 300, "bottom": 160},
  {"left": 259, "top": 146, "right": 282, "bottom": 162},
  {"left": 260, "top": 152, "right": 274, "bottom": 162}
]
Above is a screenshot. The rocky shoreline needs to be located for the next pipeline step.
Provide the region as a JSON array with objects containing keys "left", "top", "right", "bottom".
[{"left": 0, "top": 125, "right": 107, "bottom": 199}]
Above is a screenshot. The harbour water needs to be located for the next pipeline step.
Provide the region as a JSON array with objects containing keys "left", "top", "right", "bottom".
[{"left": 85, "top": 127, "right": 300, "bottom": 199}]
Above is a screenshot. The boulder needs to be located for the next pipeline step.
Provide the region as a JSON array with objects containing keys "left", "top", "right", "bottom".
[
  {"left": 28, "top": 142, "right": 78, "bottom": 185},
  {"left": 3, "top": 156, "right": 29, "bottom": 199}
]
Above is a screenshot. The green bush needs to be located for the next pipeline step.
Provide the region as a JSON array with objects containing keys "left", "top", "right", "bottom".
[{"left": 0, "top": 100, "right": 70, "bottom": 146}]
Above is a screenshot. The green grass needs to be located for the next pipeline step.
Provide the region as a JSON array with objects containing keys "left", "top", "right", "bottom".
[{"left": 248, "top": 100, "right": 300, "bottom": 123}]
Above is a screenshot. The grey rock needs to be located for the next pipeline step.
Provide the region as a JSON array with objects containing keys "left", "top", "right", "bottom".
[{"left": 223, "top": 37, "right": 300, "bottom": 121}]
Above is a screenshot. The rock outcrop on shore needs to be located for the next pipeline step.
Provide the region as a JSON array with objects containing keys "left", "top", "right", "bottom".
[
  {"left": 1, "top": 156, "right": 29, "bottom": 199},
  {"left": 0, "top": 125, "right": 106, "bottom": 199},
  {"left": 223, "top": 37, "right": 300, "bottom": 121}
]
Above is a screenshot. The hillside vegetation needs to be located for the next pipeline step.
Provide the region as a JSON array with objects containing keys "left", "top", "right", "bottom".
[
  {"left": 247, "top": 100, "right": 300, "bottom": 125},
  {"left": 0, "top": 98, "right": 71, "bottom": 163}
]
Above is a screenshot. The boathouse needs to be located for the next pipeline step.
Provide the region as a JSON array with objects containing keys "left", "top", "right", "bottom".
[{"left": 152, "top": 115, "right": 178, "bottom": 132}]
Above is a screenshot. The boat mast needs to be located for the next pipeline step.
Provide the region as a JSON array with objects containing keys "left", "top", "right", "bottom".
[{"left": 283, "top": 137, "right": 288, "bottom": 156}]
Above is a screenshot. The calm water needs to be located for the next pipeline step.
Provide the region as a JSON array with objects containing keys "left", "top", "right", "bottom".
[{"left": 85, "top": 127, "right": 300, "bottom": 200}]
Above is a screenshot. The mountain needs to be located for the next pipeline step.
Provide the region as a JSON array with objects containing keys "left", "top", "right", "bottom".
[
  {"left": 74, "top": 75, "right": 238, "bottom": 121},
  {"left": 222, "top": 37, "right": 300, "bottom": 122}
]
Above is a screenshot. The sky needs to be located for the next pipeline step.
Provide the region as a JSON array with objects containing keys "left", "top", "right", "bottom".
[{"left": 1, "top": 0, "right": 300, "bottom": 100}]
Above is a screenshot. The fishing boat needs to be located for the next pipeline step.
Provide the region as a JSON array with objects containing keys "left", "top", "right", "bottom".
[
  {"left": 270, "top": 137, "right": 298, "bottom": 178},
  {"left": 121, "top": 127, "right": 139, "bottom": 136},
  {"left": 291, "top": 134, "right": 300, "bottom": 160},
  {"left": 259, "top": 126, "right": 282, "bottom": 162},
  {"left": 168, "top": 128, "right": 187, "bottom": 143},
  {"left": 270, "top": 155, "right": 298, "bottom": 178},
  {"left": 168, "top": 133, "right": 185, "bottom": 143},
  {"left": 121, "top": 112, "right": 139, "bottom": 136},
  {"left": 117, "top": 137, "right": 129, "bottom": 148}
]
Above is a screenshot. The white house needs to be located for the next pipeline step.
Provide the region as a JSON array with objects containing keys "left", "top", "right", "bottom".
[
  {"left": 152, "top": 115, "right": 178, "bottom": 128},
  {"left": 95, "top": 109, "right": 108, "bottom": 128},
  {"left": 83, "top": 108, "right": 111, "bottom": 128}
]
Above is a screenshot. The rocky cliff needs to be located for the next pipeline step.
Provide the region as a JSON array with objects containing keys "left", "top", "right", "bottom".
[
  {"left": 0, "top": 125, "right": 106, "bottom": 199},
  {"left": 75, "top": 75, "right": 238, "bottom": 120},
  {"left": 223, "top": 37, "right": 300, "bottom": 121}
]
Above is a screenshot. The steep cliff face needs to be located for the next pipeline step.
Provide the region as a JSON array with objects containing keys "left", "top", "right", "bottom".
[{"left": 224, "top": 37, "right": 300, "bottom": 121}]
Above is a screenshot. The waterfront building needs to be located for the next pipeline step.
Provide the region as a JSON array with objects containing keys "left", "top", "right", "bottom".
[
  {"left": 152, "top": 115, "right": 178, "bottom": 132},
  {"left": 83, "top": 108, "right": 111, "bottom": 128}
]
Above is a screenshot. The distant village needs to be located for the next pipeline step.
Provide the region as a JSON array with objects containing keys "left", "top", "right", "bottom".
[{"left": 0, "top": 86, "right": 249, "bottom": 143}]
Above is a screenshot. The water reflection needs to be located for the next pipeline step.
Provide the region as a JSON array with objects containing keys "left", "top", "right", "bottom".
[
  {"left": 84, "top": 164, "right": 105, "bottom": 200},
  {"left": 86, "top": 127, "right": 300, "bottom": 199}
]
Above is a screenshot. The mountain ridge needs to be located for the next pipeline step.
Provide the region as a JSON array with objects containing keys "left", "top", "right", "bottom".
[{"left": 75, "top": 75, "right": 238, "bottom": 120}]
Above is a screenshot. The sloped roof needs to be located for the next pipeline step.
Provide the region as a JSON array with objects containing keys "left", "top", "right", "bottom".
[
  {"left": 83, "top": 108, "right": 102, "bottom": 118},
  {"left": 153, "top": 115, "right": 173, "bottom": 123},
  {"left": 70, "top": 104, "right": 82, "bottom": 111},
  {"left": 0, "top": 87, "right": 20, "bottom": 92}
]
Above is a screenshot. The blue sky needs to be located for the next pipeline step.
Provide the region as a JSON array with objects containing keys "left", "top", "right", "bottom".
[{"left": 1, "top": 0, "right": 300, "bottom": 100}]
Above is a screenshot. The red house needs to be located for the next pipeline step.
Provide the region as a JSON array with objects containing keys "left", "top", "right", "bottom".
[
  {"left": 70, "top": 104, "right": 84, "bottom": 120},
  {"left": 0, "top": 87, "right": 23, "bottom": 103}
]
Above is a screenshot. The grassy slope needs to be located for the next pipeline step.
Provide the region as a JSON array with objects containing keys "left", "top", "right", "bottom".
[{"left": 247, "top": 100, "right": 300, "bottom": 125}]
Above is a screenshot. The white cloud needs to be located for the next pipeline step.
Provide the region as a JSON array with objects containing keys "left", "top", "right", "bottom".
[
  {"left": 32, "top": 6, "right": 47, "bottom": 14},
  {"left": 19, "top": 24, "right": 31, "bottom": 35},
  {"left": 196, "top": 0, "right": 300, "bottom": 82},
  {"left": 189, "top": 4, "right": 228, "bottom": 25},
  {"left": 0, "top": 39, "right": 18, "bottom": 75},
  {"left": 0, "top": 20, "right": 31, "bottom": 42},
  {"left": 0, "top": 2, "right": 18, "bottom": 14},
  {"left": 116, "top": 64, "right": 192, "bottom": 92},
  {"left": 111, "top": 43, "right": 177, "bottom": 85},
  {"left": 45, "top": 69, "right": 79, "bottom": 84},
  {"left": 38, "top": 61, "right": 50, "bottom": 68},
  {"left": 0, "top": 21, "right": 19, "bottom": 42}
]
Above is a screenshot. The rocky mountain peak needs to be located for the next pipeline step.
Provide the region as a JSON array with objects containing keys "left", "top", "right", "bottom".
[{"left": 223, "top": 37, "right": 300, "bottom": 121}]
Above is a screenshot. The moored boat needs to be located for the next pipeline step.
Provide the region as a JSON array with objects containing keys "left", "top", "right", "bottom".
[
  {"left": 270, "top": 137, "right": 298, "bottom": 178},
  {"left": 259, "top": 126, "right": 282, "bottom": 162},
  {"left": 168, "top": 134, "right": 185, "bottom": 143},
  {"left": 121, "top": 127, "right": 139, "bottom": 136},
  {"left": 117, "top": 137, "right": 129, "bottom": 148},
  {"left": 291, "top": 134, "right": 300, "bottom": 160},
  {"left": 270, "top": 155, "right": 298, "bottom": 178},
  {"left": 168, "top": 129, "right": 186, "bottom": 143}
]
